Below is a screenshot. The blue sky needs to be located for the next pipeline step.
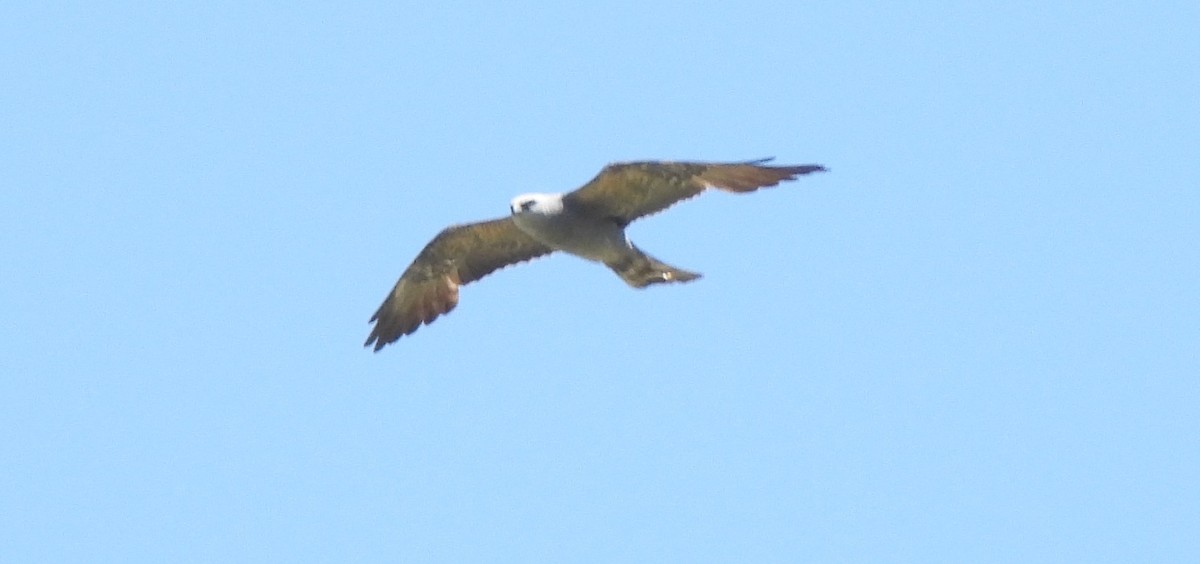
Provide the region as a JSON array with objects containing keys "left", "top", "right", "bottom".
[{"left": 3, "top": 1, "right": 1197, "bottom": 562}]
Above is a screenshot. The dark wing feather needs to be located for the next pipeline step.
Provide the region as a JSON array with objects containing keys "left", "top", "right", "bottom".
[
  {"left": 562, "top": 159, "right": 826, "bottom": 226},
  {"left": 364, "top": 217, "right": 553, "bottom": 351}
]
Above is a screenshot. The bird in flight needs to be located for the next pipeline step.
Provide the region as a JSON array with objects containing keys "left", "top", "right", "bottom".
[{"left": 364, "top": 158, "right": 826, "bottom": 351}]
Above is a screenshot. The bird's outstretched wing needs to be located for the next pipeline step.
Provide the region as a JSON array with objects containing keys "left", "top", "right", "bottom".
[
  {"left": 562, "top": 159, "right": 826, "bottom": 226},
  {"left": 365, "top": 217, "right": 553, "bottom": 351}
]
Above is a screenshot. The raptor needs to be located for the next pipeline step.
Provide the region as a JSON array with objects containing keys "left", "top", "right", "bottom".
[{"left": 364, "top": 158, "right": 826, "bottom": 351}]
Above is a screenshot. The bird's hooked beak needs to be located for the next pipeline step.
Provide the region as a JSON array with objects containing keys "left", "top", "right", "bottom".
[{"left": 510, "top": 199, "right": 535, "bottom": 215}]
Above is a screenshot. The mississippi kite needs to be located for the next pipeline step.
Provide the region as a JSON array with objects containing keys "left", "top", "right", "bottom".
[{"left": 364, "top": 158, "right": 826, "bottom": 351}]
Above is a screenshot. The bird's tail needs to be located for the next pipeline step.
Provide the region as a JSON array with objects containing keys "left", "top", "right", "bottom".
[{"left": 607, "top": 246, "right": 702, "bottom": 288}]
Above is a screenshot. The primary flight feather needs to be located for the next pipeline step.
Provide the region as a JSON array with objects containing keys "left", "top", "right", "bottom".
[{"left": 364, "top": 158, "right": 826, "bottom": 351}]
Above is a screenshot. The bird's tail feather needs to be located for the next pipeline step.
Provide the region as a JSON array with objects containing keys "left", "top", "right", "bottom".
[{"left": 608, "top": 247, "right": 701, "bottom": 288}]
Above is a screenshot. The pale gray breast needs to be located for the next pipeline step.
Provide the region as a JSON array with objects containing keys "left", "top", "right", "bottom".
[{"left": 512, "top": 208, "right": 629, "bottom": 262}]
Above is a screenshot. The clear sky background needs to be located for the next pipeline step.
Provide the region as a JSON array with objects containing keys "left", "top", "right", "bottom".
[{"left": 3, "top": 1, "right": 1197, "bottom": 562}]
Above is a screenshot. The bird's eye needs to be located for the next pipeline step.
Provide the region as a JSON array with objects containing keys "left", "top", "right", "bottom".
[{"left": 521, "top": 200, "right": 535, "bottom": 211}]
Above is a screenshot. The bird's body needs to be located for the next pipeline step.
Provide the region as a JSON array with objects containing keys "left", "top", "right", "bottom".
[
  {"left": 509, "top": 193, "right": 627, "bottom": 264},
  {"left": 508, "top": 191, "right": 696, "bottom": 287},
  {"left": 364, "top": 158, "right": 826, "bottom": 351}
]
